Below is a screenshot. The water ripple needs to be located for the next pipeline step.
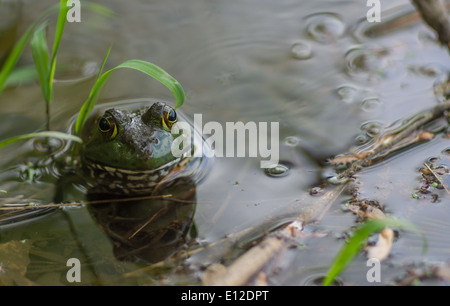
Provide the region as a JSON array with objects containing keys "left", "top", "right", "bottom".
[{"left": 304, "top": 13, "right": 345, "bottom": 44}]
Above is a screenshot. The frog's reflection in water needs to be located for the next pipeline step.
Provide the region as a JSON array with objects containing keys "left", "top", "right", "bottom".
[{"left": 87, "top": 179, "right": 197, "bottom": 264}]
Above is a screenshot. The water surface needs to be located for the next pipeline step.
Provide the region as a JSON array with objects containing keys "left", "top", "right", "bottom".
[{"left": 0, "top": 0, "right": 449, "bottom": 285}]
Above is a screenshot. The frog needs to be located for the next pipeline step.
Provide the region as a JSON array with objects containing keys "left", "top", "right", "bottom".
[{"left": 80, "top": 101, "right": 190, "bottom": 195}]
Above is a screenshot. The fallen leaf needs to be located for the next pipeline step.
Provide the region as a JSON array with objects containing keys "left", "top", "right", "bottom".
[
  {"left": 366, "top": 227, "right": 394, "bottom": 261},
  {"left": 348, "top": 201, "right": 385, "bottom": 220}
]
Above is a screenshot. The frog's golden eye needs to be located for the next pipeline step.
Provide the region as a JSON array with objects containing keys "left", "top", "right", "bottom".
[
  {"left": 98, "top": 116, "right": 118, "bottom": 140},
  {"left": 162, "top": 108, "right": 177, "bottom": 130}
]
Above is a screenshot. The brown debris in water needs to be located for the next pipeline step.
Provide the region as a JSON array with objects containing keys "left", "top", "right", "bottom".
[
  {"left": 396, "top": 262, "right": 450, "bottom": 285},
  {"left": 415, "top": 161, "right": 450, "bottom": 202},
  {"left": 346, "top": 185, "right": 395, "bottom": 261}
]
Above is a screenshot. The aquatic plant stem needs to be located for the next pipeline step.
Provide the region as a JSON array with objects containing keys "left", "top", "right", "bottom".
[{"left": 0, "top": 194, "right": 171, "bottom": 211}]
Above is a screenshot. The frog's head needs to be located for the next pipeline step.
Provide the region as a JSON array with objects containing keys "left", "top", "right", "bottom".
[
  {"left": 81, "top": 101, "right": 179, "bottom": 170},
  {"left": 80, "top": 102, "right": 182, "bottom": 194}
]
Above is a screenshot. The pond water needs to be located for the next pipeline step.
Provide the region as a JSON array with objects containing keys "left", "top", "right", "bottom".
[{"left": 0, "top": 0, "right": 449, "bottom": 285}]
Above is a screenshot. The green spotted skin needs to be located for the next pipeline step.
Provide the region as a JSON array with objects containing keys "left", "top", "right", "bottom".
[{"left": 80, "top": 102, "right": 185, "bottom": 195}]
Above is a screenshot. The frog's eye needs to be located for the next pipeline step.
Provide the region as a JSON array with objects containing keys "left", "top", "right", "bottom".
[
  {"left": 162, "top": 108, "right": 177, "bottom": 130},
  {"left": 98, "top": 116, "right": 118, "bottom": 140}
]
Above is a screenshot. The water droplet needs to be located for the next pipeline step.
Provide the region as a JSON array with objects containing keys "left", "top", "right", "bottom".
[
  {"left": 290, "top": 41, "right": 312, "bottom": 60},
  {"left": 336, "top": 84, "right": 359, "bottom": 104},
  {"left": 264, "top": 163, "right": 290, "bottom": 178},
  {"left": 283, "top": 136, "right": 300, "bottom": 147},
  {"left": 361, "top": 97, "right": 382, "bottom": 112},
  {"left": 360, "top": 120, "right": 384, "bottom": 138},
  {"left": 428, "top": 156, "right": 440, "bottom": 164},
  {"left": 345, "top": 47, "right": 388, "bottom": 80},
  {"left": 355, "top": 134, "right": 369, "bottom": 145},
  {"left": 305, "top": 13, "right": 345, "bottom": 43}
]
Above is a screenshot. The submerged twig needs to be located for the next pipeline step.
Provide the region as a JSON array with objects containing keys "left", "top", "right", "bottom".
[
  {"left": 0, "top": 194, "right": 172, "bottom": 211},
  {"left": 127, "top": 207, "right": 167, "bottom": 240},
  {"left": 336, "top": 99, "right": 450, "bottom": 181},
  {"left": 202, "top": 184, "right": 347, "bottom": 286}
]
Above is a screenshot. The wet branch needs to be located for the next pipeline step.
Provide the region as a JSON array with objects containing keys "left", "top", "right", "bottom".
[
  {"left": 411, "top": 0, "right": 450, "bottom": 50},
  {"left": 337, "top": 99, "right": 450, "bottom": 181},
  {"left": 202, "top": 185, "right": 346, "bottom": 286}
]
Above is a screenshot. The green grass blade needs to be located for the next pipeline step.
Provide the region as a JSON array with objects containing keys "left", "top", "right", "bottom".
[
  {"left": 74, "top": 58, "right": 185, "bottom": 134},
  {"left": 74, "top": 47, "right": 110, "bottom": 135},
  {"left": 115, "top": 60, "right": 185, "bottom": 109},
  {"left": 0, "top": 26, "right": 35, "bottom": 93},
  {"left": 0, "top": 4, "right": 61, "bottom": 95},
  {"left": 30, "top": 22, "right": 50, "bottom": 103},
  {"left": 0, "top": 1, "right": 112, "bottom": 97},
  {"left": 48, "top": 0, "right": 69, "bottom": 98},
  {"left": 0, "top": 131, "right": 82, "bottom": 150},
  {"left": 4, "top": 65, "right": 38, "bottom": 87},
  {"left": 322, "top": 218, "right": 425, "bottom": 286},
  {"left": 96, "top": 45, "right": 111, "bottom": 79}
]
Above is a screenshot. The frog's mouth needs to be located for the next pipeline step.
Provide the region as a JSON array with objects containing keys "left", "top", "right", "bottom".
[{"left": 83, "top": 157, "right": 183, "bottom": 195}]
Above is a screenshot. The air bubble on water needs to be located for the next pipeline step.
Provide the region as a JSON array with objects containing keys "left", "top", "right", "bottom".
[
  {"left": 305, "top": 13, "right": 345, "bottom": 43},
  {"left": 264, "top": 163, "right": 290, "bottom": 178},
  {"left": 344, "top": 46, "right": 388, "bottom": 80},
  {"left": 361, "top": 97, "right": 382, "bottom": 112},
  {"left": 290, "top": 41, "right": 312, "bottom": 60},
  {"left": 360, "top": 120, "right": 384, "bottom": 138},
  {"left": 354, "top": 134, "right": 369, "bottom": 145},
  {"left": 336, "top": 84, "right": 359, "bottom": 104},
  {"left": 442, "top": 147, "right": 450, "bottom": 156},
  {"left": 283, "top": 136, "right": 300, "bottom": 147},
  {"left": 427, "top": 156, "right": 440, "bottom": 165}
]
